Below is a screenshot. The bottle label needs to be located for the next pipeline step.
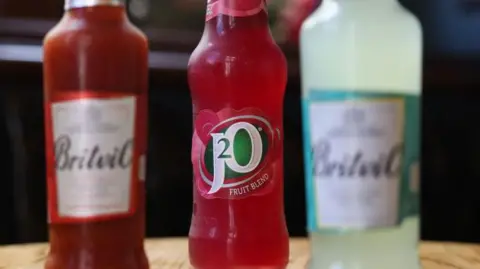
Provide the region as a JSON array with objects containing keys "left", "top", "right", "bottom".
[
  {"left": 45, "top": 93, "right": 147, "bottom": 223},
  {"left": 192, "top": 108, "right": 280, "bottom": 199},
  {"left": 302, "top": 90, "right": 420, "bottom": 233},
  {"left": 206, "top": 0, "right": 267, "bottom": 22}
]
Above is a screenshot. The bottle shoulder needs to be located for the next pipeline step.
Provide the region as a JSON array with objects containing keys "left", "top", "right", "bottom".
[
  {"left": 188, "top": 38, "right": 287, "bottom": 73},
  {"left": 301, "top": 1, "right": 421, "bottom": 35},
  {"left": 43, "top": 14, "right": 148, "bottom": 54},
  {"left": 300, "top": 5, "right": 422, "bottom": 53},
  {"left": 299, "top": 2, "right": 422, "bottom": 94}
]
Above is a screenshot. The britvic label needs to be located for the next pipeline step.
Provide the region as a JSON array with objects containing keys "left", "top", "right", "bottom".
[
  {"left": 45, "top": 93, "right": 147, "bottom": 223},
  {"left": 192, "top": 108, "right": 280, "bottom": 199},
  {"left": 302, "top": 90, "right": 420, "bottom": 232},
  {"left": 206, "top": 0, "right": 267, "bottom": 22}
]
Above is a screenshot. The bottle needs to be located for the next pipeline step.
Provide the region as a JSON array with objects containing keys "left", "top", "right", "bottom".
[
  {"left": 43, "top": 1, "right": 149, "bottom": 269},
  {"left": 187, "top": 0, "right": 290, "bottom": 268},
  {"left": 299, "top": 0, "right": 422, "bottom": 268}
]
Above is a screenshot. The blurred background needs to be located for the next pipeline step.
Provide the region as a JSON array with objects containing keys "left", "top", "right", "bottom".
[{"left": 0, "top": 0, "right": 480, "bottom": 245}]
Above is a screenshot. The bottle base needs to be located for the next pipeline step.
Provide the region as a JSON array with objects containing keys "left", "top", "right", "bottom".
[
  {"left": 189, "top": 235, "right": 289, "bottom": 269},
  {"left": 192, "top": 266, "right": 287, "bottom": 269},
  {"left": 45, "top": 249, "right": 149, "bottom": 269},
  {"left": 307, "top": 217, "right": 421, "bottom": 269}
]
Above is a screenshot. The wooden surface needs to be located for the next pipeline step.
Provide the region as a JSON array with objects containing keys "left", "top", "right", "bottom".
[{"left": 1, "top": 238, "right": 480, "bottom": 269}]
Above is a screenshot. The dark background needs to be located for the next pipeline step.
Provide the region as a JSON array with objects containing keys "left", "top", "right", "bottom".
[{"left": 1, "top": 0, "right": 480, "bottom": 245}]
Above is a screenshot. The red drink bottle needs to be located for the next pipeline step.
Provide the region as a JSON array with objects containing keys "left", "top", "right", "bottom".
[
  {"left": 188, "top": 0, "right": 290, "bottom": 268},
  {"left": 43, "top": 1, "right": 149, "bottom": 268}
]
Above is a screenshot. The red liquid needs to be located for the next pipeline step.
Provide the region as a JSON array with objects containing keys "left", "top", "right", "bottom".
[
  {"left": 188, "top": 3, "right": 290, "bottom": 269},
  {"left": 43, "top": 6, "right": 149, "bottom": 269}
]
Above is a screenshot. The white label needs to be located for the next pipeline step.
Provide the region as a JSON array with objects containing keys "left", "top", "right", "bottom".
[
  {"left": 52, "top": 97, "right": 136, "bottom": 218},
  {"left": 309, "top": 99, "right": 404, "bottom": 229}
]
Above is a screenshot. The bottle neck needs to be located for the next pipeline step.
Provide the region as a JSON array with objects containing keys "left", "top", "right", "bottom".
[
  {"left": 204, "top": 0, "right": 271, "bottom": 39},
  {"left": 65, "top": 0, "right": 123, "bottom": 11},
  {"left": 64, "top": 0, "right": 127, "bottom": 22}
]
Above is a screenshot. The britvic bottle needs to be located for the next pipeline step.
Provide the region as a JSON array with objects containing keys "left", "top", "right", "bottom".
[
  {"left": 43, "top": 0, "right": 149, "bottom": 268},
  {"left": 188, "top": 0, "right": 290, "bottom": 268},
  {"left": 300, "top": 0, "right": 422, "bottom": 268}
]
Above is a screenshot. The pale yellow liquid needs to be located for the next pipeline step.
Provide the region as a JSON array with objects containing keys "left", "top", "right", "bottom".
[
  {"left": 300, "top": 0, "right": 423, "bottom": 268},
  {"left": 309, "top": 217, "right": 420, "bottom": 269}
]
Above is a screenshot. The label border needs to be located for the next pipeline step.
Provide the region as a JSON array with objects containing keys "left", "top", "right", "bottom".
[
  {"left": 302, "top": 89, "right": 421, "bottom": 234},
  {"left": 45, "top": 92, "right": 147, "bottom": 224}
]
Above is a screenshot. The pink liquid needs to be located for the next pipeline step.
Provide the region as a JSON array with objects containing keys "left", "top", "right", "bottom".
[{"left": 187, "top": 9, "right": 290, "bottom": 269}]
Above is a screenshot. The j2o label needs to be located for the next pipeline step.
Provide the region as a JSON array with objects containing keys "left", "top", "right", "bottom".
[
  {"left": 210, "top": 121, "right": 265, "bottom": 194},
  {"left": 192, "top": 108, "right": 280, "bottom": 199}
]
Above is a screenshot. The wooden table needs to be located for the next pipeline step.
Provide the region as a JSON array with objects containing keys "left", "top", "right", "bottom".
[{"left": 1, "top": 238, "right": 479, "bottom": 269}]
